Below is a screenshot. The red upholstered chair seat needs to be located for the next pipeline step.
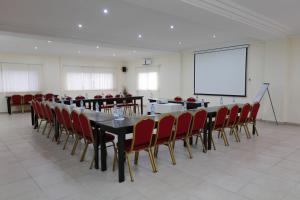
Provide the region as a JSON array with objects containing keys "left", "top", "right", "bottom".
[
  {"left": 187, "top": 97, "right": 196, "bottom": 102},
  {"left": 11, "top": 95, "right": 22, "bottom": 105}
]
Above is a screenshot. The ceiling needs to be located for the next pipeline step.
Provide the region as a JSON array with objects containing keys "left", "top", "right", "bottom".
[{"left": 0, "top": 0, "right": 298, "bottom": 59}]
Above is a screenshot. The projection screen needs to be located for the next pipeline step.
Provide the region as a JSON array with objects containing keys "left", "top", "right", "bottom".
[{"left": 194, "top": 45, "right": 248, "bottom": 97}]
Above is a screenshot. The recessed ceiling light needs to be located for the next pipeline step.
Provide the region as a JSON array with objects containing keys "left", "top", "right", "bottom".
[
  {"left": 103, "top": 9, "right": 109, "bottom": 14},
  {"left": 133, "top": 50, "right": 137, "bottom": 53},
  {"left": 113, "top": 53, "right": 116, "bottom": 57},
  {"left": 78, "top": 24, "right": 83, "bottom": 28},
  {"left": 212, "top": 34, "right": 216, "bottom": 38},
  {"left": 78, "top": 50, "right": 81, "bottom": 54},
  {"left": 34, "top": 46, "right": 38, "bottom": 50},
  {"left": 170, "top": 25, "right": 175, "bottom": 30},
  {"left": 96, "top": 45, "right": 100, "bottom": 49},
  {"left": 178, "top": 41, "right": 182, "bottom": 45},
  {"left": 47, "top": 40, "right": 52, "bottom": 43},
  {"left": 138, "top": 34, "right": 142, "bottom": 39}
]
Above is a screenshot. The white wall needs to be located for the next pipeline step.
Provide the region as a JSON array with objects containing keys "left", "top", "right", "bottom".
[{"left": 0, "top": 53, "right": 123, "bottom": 112}]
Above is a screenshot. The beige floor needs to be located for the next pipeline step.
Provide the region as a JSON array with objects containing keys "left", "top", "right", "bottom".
[{"left": 0, "top": 113, "right": 300, "bottom": 200}]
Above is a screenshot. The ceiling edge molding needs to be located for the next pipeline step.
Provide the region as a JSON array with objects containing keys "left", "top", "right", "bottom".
[{"left": 181, "top": 0, "right": 290, "bottom": 35}]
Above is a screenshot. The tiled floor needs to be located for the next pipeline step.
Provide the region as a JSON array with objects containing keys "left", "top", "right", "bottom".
[{"left": 1, "top": 113, "right": 300, "bottom": 200}]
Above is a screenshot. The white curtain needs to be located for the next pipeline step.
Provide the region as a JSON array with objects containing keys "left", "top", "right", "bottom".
[
  {"left": 137, "top": 67, "right": 159, "bottom": 91},
  {"left": 63, "top": 65, "right": 115, "bottom": 91},
  {"left": 1, "top": 63, "right": 42, "bottom": 92}
]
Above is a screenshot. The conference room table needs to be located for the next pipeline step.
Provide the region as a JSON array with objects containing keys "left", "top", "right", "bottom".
[
  {"left": 148, "top": 98, "right": 210, "bottom": 109},
  {"left": 31, "top": 102, "right": 256, "bottom": 183}
]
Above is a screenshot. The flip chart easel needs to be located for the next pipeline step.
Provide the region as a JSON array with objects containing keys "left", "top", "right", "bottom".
[{"left": 254, "top": 83, "right": 278, "bottom": 125}]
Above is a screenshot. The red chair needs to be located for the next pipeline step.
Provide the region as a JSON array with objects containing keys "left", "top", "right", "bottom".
[
  {"left": 71, "top": 111, "right": 84, "bottom": 155},
  {"left": 124, "top": 118, "right": 156, "bottom": 181},
  {"left": 237, "top": 103, "right": 252, "bottom": 139},
  {"left": 34, "top": 94, "right": 44, "bottom": 102},
  {"left": 174, "top": 96, "right": 183, "bottom": 102},
  {"left": 102, "top": 94, "right": 114, "bottom": 113},
  {"left": 78, "top": 113, "right": 117, "bottom": 170},
  {"left": 31, "top": 101, "right": 39, "bottom": 128},
  {"left": 45, "top": 93, "right": 54, "bottom": 101},
  {"left": 172, "top": 112, "right": 193, "bottom": 159},
  {"left": 187, "top": 97, "right": 196, "bottom": 103},
  {"left": 212, "top": 107, "right": 229, "bottom": 148},
  {"left": 225, "top": 104, "right": 240, "bottom": 142},
  {"left": 124, "top": 94, "right": 139, "bottom": 116},
  {"left": 248, "top": 102, "right": 260, "bottom": 136},
  {"left": 152, "top": 114, "right": 176, "bottom": 165},
  {"left": 75, "top": 96, "right": 85, "bottom": 101},
  {"left": 94, "top": 95, "right": 102, "bottom": 99},
  {"left": 35, "top": 101, "right": 47, "bottom": 132},
  {"left": 45, "top": 104, "right": 55, "bottom": 138},
  {"left": 115, "top": 94, "right": 124, "bottom": 106},
  {"left": 65, "top": 96, "right": 72, "bottom": 101},
  {"left": 189, "top": 109, "right": 207, "bottom": 152},
  {"left": 22, "top": 94, "right": 33, "bottom": 111},
  {"left": 61, "top": 108, "right": 75, "bottom": 150},
  {"left": 54, "top": 107, "right": 66, "bottom": 143},
  {"left": 11, "top": 95, "right": 22, "bottom": 112}
]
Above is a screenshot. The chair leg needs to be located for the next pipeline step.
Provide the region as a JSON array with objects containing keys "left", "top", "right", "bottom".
[
  {"left": 125, "top": 153, "right": 134, "bottom": 182},
  {"left": 154, "top": 145, "right": 159, "bottom": 158},
  {"left": 63, "top": 132, "right": 71, "bottom": 150},
  {"left": 197, "top": 134, "right": 206, "bottom": 152},
  {"left": 112, "top": 142, "right": 118, "bottom": 172},
  {"left": 37, "top": 120, "right": 43, "bottom": 132},
  {"left": 222, "top": 129, "right": 229, "bottom": 146},
  {"left": 147, "top": 149, "right": 157, "bottom": 173},
  {"left": 47, "top": 124, "right": 53, "bottom": 138},
  {"left": 167, "top": 143, "right": 176, "bottom": 165},
  {"left": 245, "top": 125, "right": 251, "bottom": 139},
  {"left": 211, "top": 136, "right": 216, "bottom": 150},
  {"left": 90, "top": 153, "right": 95, "bottom": 169},
  {"left": 80, "top": 142, "right": 89, "bottom": 162},
  {"left": 42, "top": 122, "right": 48, "bottom": 135},
  {"left": 232, "top": 127, "right": 240, "bottom": 142},
  {"left": 184, "top": 138, "right": 193, "bottom": 159},
  {"left": 255, "top": 126, "right": 259, "bottom": 136},
  {"left": 243, "top": 125, "right": 251, "bottom": 139},
  {"left": 134, "top": 151, "right": 139, "bottom": 165},
  {"left": 71, "top": 136, "right": 79, "bottom": 155},
  {"left": 149, "top": 148, "right": 157, "bottom": 172}
]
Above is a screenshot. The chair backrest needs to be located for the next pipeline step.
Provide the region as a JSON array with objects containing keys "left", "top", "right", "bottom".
[
  {"left": 214, "top": 107, "right": 228, "bottom": 129},
  {"left": 105, "top": 94, "right": 114, "bottom": 104},
  {"left": 174, "top": 96, "right": 182, "bottom": 102},
  {"left": 62, "top": 108, "right": 73, "bottom": 131},
  {"left": 65, "top": 96, "right": 72, "bottom": 101},
  {"left": 54, "top": 107, "right": 64, "bottom": 125},
  {"left": 238, "top": 103, "right": 251, "bottom": 124},
  {"left": 226, "top": 104, "right": 239, "bottom": 127},
  {"left": 11, "top": 95, "right": 22, "bottom": 105},
  {"left": 187, "top": 97, "right": 196, "bottom": 103},
  {"left": 249, "top": 102, "right": 260, "bottom": 122},
  {"left": 45, "top": 104, "right": 53, "bottom": 122},
  {"left": 41, "top": 103, "right": 48, "bottom": 120},
  {"left": 75, "top": 96, "right": 85, "bottom": 101},
  {"left": 191, "top": 109, "right": 207, "bottom": 133},
  {"left": 35, "top": 101, "right": 45, "bottom": 119},
  {"left": 71, "top": 110, "right": 83, "bottom": 137},
  {"left": 115, "top": 94, "right": 121, "bottom": 98},
  {"left": 34, "top": 94, "right": 44, "bottom": 101},
  {"left": 94, "top": 95, "right": 102, "bottom": 99},
  {"left": 131, "top": 118, "right": 155, "bottom": 150},
  {"left": 175, "top": 112, "right": 193, "bottom": 138},
  {"left": 155, "top": 115, "right": 176, "bottom": 142},
  {"left": 45, "top": 93, "right": 54, "bottom": 100},
  {"left": 23, "top": 94, "right": 33, "bottom": 104},
  {"left": 79, "top": 113, "right": 93, "bottom": 142},
  {"left": 125, "top": 94, "right": 133, "bottom": 103}
]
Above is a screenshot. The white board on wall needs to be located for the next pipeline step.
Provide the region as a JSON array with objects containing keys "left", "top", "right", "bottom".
[{"left": 194, "top": 45, "right": 248, "bottom": 97}]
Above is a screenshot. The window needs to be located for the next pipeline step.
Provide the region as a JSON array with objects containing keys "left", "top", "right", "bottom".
[
  {"left": 138, "top": 71, "right": 158, "bottom": 91},
  {"left": 64, "top": 66, "right": 115, "bottom": 91},
  {"left": 0, "top": 63, "right": 42, "bottom": 92}
]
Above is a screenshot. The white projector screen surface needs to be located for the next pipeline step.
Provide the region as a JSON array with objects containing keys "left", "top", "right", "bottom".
[{"left": 194, "top": 46, "right": 247, "bottom": 96}]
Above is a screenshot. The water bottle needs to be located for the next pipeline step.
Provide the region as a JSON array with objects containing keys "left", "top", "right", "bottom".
[
  {"left": 220, "top": 96, "right": 223, "bottom": 105},
  {"left": 196, "top": 95, "right": 199, "bottom": 102},
  {"left": 201, "top": 99, "right": 205, "bottom": 107},
  {"left": 183, "top": 101, "right": 187, "bottom": 110},
  {"left": 80, "top": 100, "right": 84, "bottom": 108},
  {"left": 61, "top": 97, "right": 64, "bottom": 105},
  {"left": 95, "top": 102, "right": 100, "bottom": 112},
  {"left": 70, "top": 99, "right": 73, "bottom": 105},
  {"left": 52, "top": 96, "right": 55, "bottom": 103},
  {"left": 113, "top": 104, "right": 118, "bottom": 118},
  {"left": 85, "top": 93, "right": 88, "bottom": 99},
  {"left": 150, "top": 103, "right": 155, "bottom": 115},
  {"left": 233, "top": 97, "right": 236, "bottom": 103}
]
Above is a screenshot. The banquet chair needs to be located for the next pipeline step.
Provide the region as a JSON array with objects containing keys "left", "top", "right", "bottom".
[
  {"left": 78, "top": 113, "right": 117, "bottom": 170},
  {"left": 174, "top": 96, "right": 183, "bottom": 102},
  {"left": 45, "top": 104, "right": 55, "bottom": 138},
  {"left": 45, "top": 93, "right": 54, "bottom": 101},
  {"left": 236, "top": 103, "right": 252, "bottom": 139},
  {"left": 212, "top": 107, "right": 229, "bottom": 148},
  {"left": 53, "top": 107, "right": 66, "bottom": 143},
  {"left": 34, "top": 94, "right": 44, "bottom": 102},
  {"left": 23, "top": 94, "right": 33, "bottom": 112},
  {"left": 35, "top": 101, "right": 47, "bottom": 133},
  {"left": 172, "top": 112, "right": 193, "bottom": 159},
  {"left": 189, "top": 109, "right": 207, "bottom": 152},
  {"left": 11, "top": 95, "right": 22, "bottom": 113},
  {"left": 123, "top": 117, "right": 156, "bottom": 181},
  {"left": 152, "top": 114, "right": 176, "bottom": 165},
  {"left": 186, "top": 97, "right": 196, "bottom": 103},
  {"left": 248, "top": 102, "right": 260, "bottom": 136},
  {"left": 61, "top": 108, "right": 76, "bottom": 150},
  {"left": 225, "top": 104, "right": 240, "bottom": 142},
  {"left": 70, "top": 111, "right": 84, "bottom": 156}
]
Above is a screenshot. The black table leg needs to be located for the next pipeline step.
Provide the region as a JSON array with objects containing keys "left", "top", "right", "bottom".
[
  {"left": 54, "top": 114, "right": 59, "bottom": 141},
  {"left": 94, "top": 128, "right": 100, "bottom": 169},
  {"left": 34, "top": 115, "right": 38, "bottom": 129},
  {"left": 133, "top": 99, "right": 136, "bottom": 114},
  {"left": 207, "top": 116, "right": 213, "bottom": 150},
  {"left": 140, "top": 98, "right": 143, "bottom": 115},
  {"left": 252, "top": 121, "right": 256, "bottom": 135},
  {"left": 31, "top": 105, "right": 34, "bottom": 126},
  {"left": 7, "top": 97, "right": 11, "bottom": 115},
  {"left": 100, "top": 129, "right": 107, "bottom": 171},
  {"left": 118, "top": 133, "right": 125, "bottom": 183}
]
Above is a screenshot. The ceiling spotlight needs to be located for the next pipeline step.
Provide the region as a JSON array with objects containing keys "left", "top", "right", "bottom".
[
  {"left": 34, "top": 46, "right": 38, "bottom": 50},
  {"left": 78, "top": 50, "right": 81, "bottom": 54},
  {"left": 212, "top": 34, "right": 216, "bottom": 38},
  {"left": 170, "top": 25, "right": 175, "bottom": 30},
  {"left": 138, "top": 34, "right": 142, "bottom": 39},
  {"left": 113, "top": 53, "right": 116, "bottom": 57},
  {"left": 78, "top": 24, "right": 83, "bottom": 28},
  {"left": 47, "top": 40, "right": 52, "bottom": 43},
  {"left": 133, "top": 50, "right": 137, "bottom": 53},
  {"left": 103, "top": 9, "right": 109, "bottom": 14},
  {"left": 96, "top": 45, "right": 100, "bottom": 49},
  {"left": 178, "top": 41, "right": 182, "bottom": 45}
]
